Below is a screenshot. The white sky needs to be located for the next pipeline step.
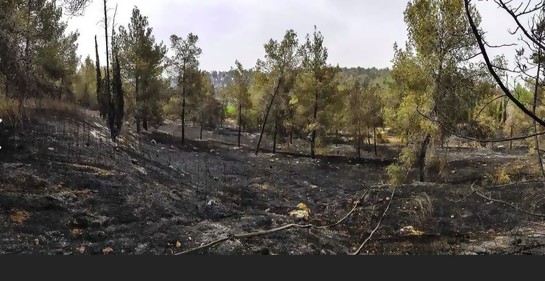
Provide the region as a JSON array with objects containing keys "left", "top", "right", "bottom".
[{"left": 64, "top": 0, "right": 528, "bottom": 74}]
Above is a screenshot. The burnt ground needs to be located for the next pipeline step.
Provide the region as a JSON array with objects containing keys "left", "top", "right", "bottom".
[{"left": 1, "top": 109, "right": 545, "bottom": 255}]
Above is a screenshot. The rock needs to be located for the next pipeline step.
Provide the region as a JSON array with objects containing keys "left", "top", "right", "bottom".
[{"left": 102, "top": 247, "right": 114, "bottom": 255}]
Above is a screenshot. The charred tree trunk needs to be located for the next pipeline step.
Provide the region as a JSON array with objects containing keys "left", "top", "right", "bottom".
[
  {"left": 181, "top": 69, "right": 186, "bottom": 145},
  {"left": 373, "top": 126, "right": 377, "bottom": 157},
  {"left": 238, "top": 99, "right": 242, "bottom": 147},
  {"left": 221, "top": 102, "right": 225, "bottom": 128},
  {"left": 356, "top": 128, "right": 362, "bottom": 159},
  {"left": 273, "top": 116, "right": 278, "bottom": 154},
  {"left": 533, "top": 47, "right": 545, "bottom": 177},
  {"left": 58, "top": 76, "right": 64, "bottom": 100},
  {"left": 21, "top": 0, "right": 32, "bottom": 117},
  {"left": 200, "top": 111, "right": 204, "bottom": 140},
  {"left": 255, "top": 77, "right": 283, "bottom": 155},
  {"left": 509, "top": 126, "right": 513, "bottom": 150},
  {"left": 143, "top": 112, "right": 148, "bottom": 131},
  {"left": 290, "top": 131, "right": 293, "bottom": 145},
  {"left": 418, "top": 134, "right": 431, "bottom": 182},
  {"left": 135, "top": 70, "right": 140, "bottom": 133},
  {"left": 310, "top": 90, "right": 319, "bottom": 159},
  {"left": 103, "top": 0, "right": 114, "bottom": 141}
]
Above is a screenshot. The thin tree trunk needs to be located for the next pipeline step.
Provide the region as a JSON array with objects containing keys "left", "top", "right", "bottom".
[
  {"left": 418, "top": 134, "right": 431, "bottom": 182},
  {"left": 21, "top": 0, "right": 31, "bottom": 119},
  {"left": 135, "top": 73, "right": 140, "bottom": 133},
  {"left": 181, "top": 69, "right": 186, "bottom": 145},
  {"left": 356, "top": 128, "right": 361, "bottom": 159},
  {"left": 533, "top": 47, "right": 545, "bottom": 177},
  {"left": 310, "top": 90, "right": 319, "bottom": 159},
  {"left": 290, "top": 131, "right": 293, "bottom": 145},
  {"left": 58, "top": 76, "right": 64, "bottom": 100},
  {"left": 200, "top": 111, "right": 204, "bottom": 140},
  {"left": 273, "top": 116, "right": 278, "bottom": 154},
  {"left": 509, "top": 126, "right": 513, "bottom": 150},
  {"left": 103, "top": 0, "right": 114, "bottom": 141},
  {"left": 255, "top": 77, "right": 283, "bottom": 155},
  {"left": 143, "top": 112, "right": 148, "bottom": 131},
  {"left": 238, "top": 100, "right": 242, "bottom": 147},
  {"left": 367, "top": 127, "right": 371, "bottom": 147},
  {"left": 373, "top": 126, "right": 377, "bottom": 157},
  {"left": 221, "top": 102, "right": 225, "bottom": 128}
]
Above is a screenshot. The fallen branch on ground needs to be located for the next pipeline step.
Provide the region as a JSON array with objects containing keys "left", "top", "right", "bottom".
[
  {"left": 471, "top": 185, "right": 545, "bottom": 218},
  {"left": 175, "top": 223, "right": 313, "bottom": 255},
  {"left": 175, "top": 188, "right": 385, "bottom": 255},
  {"left": 318, "top": 189, "right": 371, "bottom": 229},
  {"left": 350, "top": 187, "right": 396, "bottom": 255}
]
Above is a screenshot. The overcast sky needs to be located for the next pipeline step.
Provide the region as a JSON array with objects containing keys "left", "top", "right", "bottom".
[{"left": 65, "top": 0, "right": 523, "bottom": 72}]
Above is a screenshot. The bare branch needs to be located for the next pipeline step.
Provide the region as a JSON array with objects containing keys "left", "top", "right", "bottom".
[
  {"left": 350, "top": 188, "right": 396, "bottom": 256},
  {"left": 465, "top": 0, "right": 545, "bottom": 128}
]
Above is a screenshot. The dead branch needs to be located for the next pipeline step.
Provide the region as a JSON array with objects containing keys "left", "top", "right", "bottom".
[
  {"left": 465, "top": 0, "right": 545, "bottom": 128},
  {"left": 471, "top": 184, "right": 545, "bottom": 218},
  {"left": 350, "top": 187, "right": 396, "bottom": 255},
  {"left": 319, "top": 189, "right": 371, "bottom": 228},
  {"left": 174, "top": 187, "right": 386, "bottom": 255},
  {"left": 496, "top": 0, "right": 545, "bottom": 51},
  {"left": 175, "top": 223, "right": 313, "bottom": 255},
  {"left": 416, "top": 106, "right": 545, "bottom": 143}
]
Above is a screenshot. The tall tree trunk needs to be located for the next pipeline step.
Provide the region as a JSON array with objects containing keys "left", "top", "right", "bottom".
[
  {"left": 418, "top": 134, "right": 431, "bottom": 182},
  {"left": 103, "top": 0, "right": 114, "bottom": 141},
  {"left": 221, "top": 102, "right": 225, "bottom": 128},
  {"left": 135, "top": 73, "right": 140, "bottom": 133},
  {"left": 367, "top": 127, "right": 371, "bottom": 147},
  {"left": 273, "top": 116, "right": 278, "bottom": 154},
  {"left": 509, "top": 126, "right": 513, "bottom": 150},
  {"left": 143, "top": 112, "right": 148, "bottom": 131},
  {"left": 200, "top": 111, "right": 204, "bottom": 140},
  {"left": 58, "top": 76, "right": 64, "bottom": 100},
  {"left": 373, "top": 126, "right": 377, "bottom": 157},
  {"left": 238, "top": 99, "right": 242, "bottom": 147},
  {"left": 356, "top": 128, "right": 361, "bottom": 159},
  {"left": 181, "top": 69, "right": 186, "bottom": 145},
  {"left": 533, "top": 47, "right": 545, "bottom": 177},
  {"left": 255, "top": 77, "right": 283, "bottom": 155},
  {"left": 21, "top": 0, "right": 32, "bottom": 118},
  {"left": 290, "top": 131, "right": 293, "bottom": 145},
  {"left": 310, "top": 90, "right": 319, "bottom": 159}
]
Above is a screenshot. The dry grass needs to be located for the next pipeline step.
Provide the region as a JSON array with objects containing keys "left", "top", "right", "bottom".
[
  {"left": 406, "top": 192, "right": 434, "bottom": 230},
  {"left": 0, "top": 97, "right": 23, "bottom": 126},
  {"left": 484, "top": 161, "right": 532, "bottom": 185},
  {"left": 0, "top": 97, "right": 80, "bottom": 127},
  {"left": 426, "top": 154, "right": 448, "bottom": 178}
]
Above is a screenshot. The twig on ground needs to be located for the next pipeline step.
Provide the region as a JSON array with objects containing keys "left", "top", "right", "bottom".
[
  {"left": 471, "top": 184, "right": 545, "bottom": 218},
  {"left": 350, "top": 187, "right": 396, "bottom": 255}
]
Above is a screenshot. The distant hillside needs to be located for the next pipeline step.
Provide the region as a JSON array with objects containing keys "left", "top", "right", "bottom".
[
  {"left": 339, "top": 67, "right": 392, "bottom": 88},
  {"left": 204, "top": 67, "right": 392, "bottom": 90}
]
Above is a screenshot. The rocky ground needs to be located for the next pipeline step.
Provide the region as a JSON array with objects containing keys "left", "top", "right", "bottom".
[{"left": 1, "top": 108, "right": 545, "bottom": 255}]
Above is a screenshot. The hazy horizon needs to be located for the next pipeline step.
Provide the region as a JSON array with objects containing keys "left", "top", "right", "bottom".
[{"left": 66, "top": 0, "right": 522, "bottom": 73}]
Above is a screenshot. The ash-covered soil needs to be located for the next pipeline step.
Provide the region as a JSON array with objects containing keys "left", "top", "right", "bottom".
[{"left": 2, "top": 109, "right": 545, "bottom": 255}]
